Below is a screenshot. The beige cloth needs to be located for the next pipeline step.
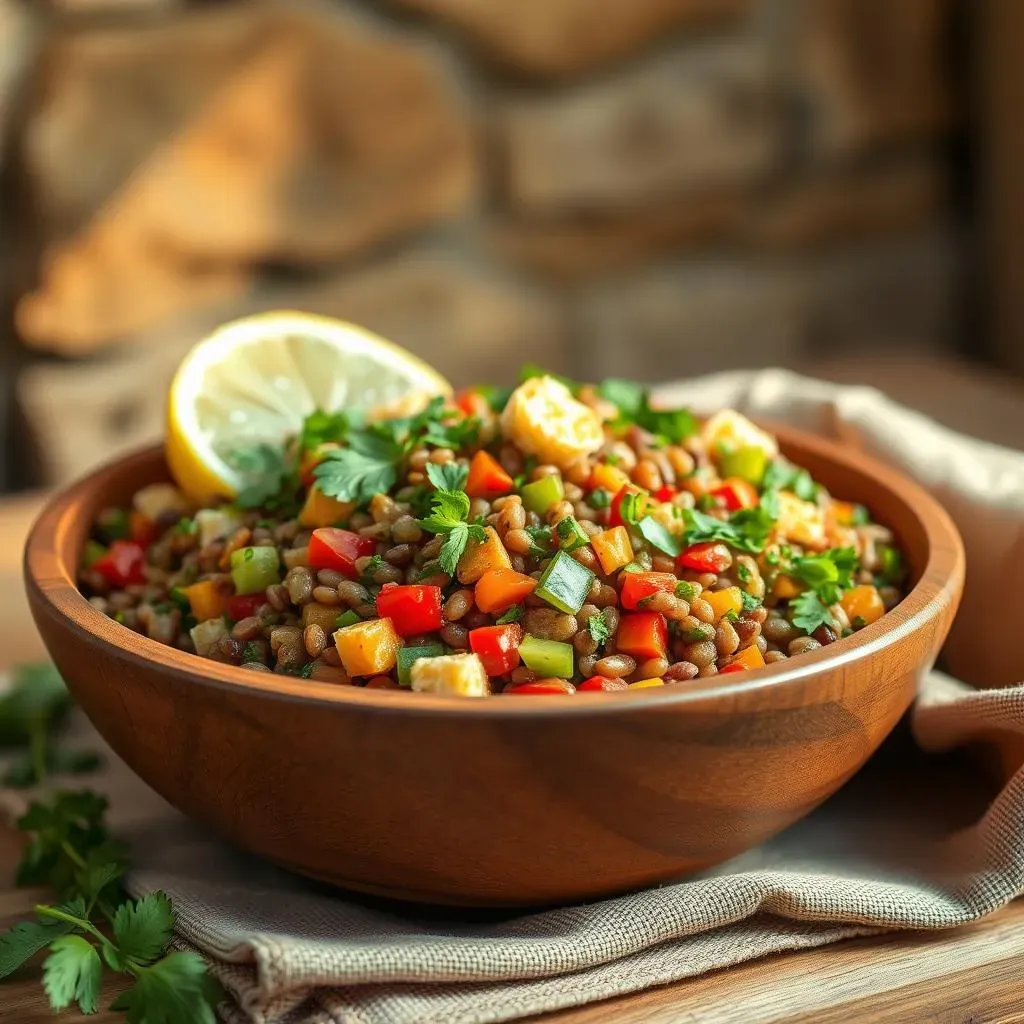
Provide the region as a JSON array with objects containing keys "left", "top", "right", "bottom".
[{"left": 116, "top": 370, "right": 1024, "bottom": 1024}]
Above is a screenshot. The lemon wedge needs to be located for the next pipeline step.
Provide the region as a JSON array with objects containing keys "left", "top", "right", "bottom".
[{"left": 166, "top": 311, "right": 451, "bottom": 503}]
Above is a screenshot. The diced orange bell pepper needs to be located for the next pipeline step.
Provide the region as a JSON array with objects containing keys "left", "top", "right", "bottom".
[
  {"left": 628, "top": 677, "right": 665, "bottom": 689},
  {"left": 333, "top": 618, "right": 403, "bottom": 677},
  {"left": 840, "top": 584, "right": 885, "bottom": 626},
  {"left": 705, "top": 586, "right": 744, "bottom": 621},
  {"left": 590, "top": 462, "right": 631, "bottom": 496},
  {"left": 474, "top": 568, "right": 537, "bottom": 614},
  {"left": 721, "top": 645, "right": 766, "bottom": 673},
  {"left": 709, "top": 478, "right": 759, "bottom": 511},
  {"left": 591, "top": 526, "right": 634, "bottom": 574},
  {"left": 182, "top": 580, "right": 226, "bottom": 622},
  {"left": 772, "top": 573, "right": 803, "bottom": 599},
  {"left": 465, "top": 451, "right": 514, "bottom": 499},
  {"left": 615, "top": 612, "right": 668, "bottom": 660},
  {"left": 457, "top": 527, "right": 513, "bottom": 584},
  {"left": 299, "top": 486, "right": 355, "bottom": 529}
]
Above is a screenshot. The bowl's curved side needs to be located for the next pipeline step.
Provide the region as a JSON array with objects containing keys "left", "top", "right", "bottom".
[{"left": 24, "top": 429, "right": 964, "bottom": 906}]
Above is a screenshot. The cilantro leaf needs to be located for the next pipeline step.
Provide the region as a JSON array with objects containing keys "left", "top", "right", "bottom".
[
  {"left": 43, "top": 934, "right": 102, "bottom": 1014},
  {"left": 524, "top": 524, "right": 553, "bottom": 556},
  {"left": 226, "top": 444, "right": 297, "bottom": 510},
  {"left": 790, "top": 547, "right": 858, "bottom": 606},
  {"left": 314, "top": 444, "right": 398, "bottom": 505},
  {"left": 586, "top": 614, "right": 611, "bottom": 647},
  {"left": 419, "top": 490, "right": 487, "bottom": 576},
  {"left": 495, "top": 605, "right": 522, "bottom": 625},
  {"left": 0, "top": 662, "right": 71, "bottom": 749},
  {"left": 111, "top": 950, "right": 223, "bottom": 1024},
  {"left": 425, "top": 461, "right": 469, "bottom": 492},
  {"left": 789, "top": 590, "right": 834, "bottom": 635},
  {"left": 598, "top": 378, "right": 697, "bottom": 443},
  {"left": 636, "top": 516, "right": 681, "bottom": 557},
  {"left": 0, "top": 914, "right": 75, "bottom": 978},
  {"left": 113, "top": 893, "right": 174, "bottom": 967},
  {"left": 740, "top": 590, "right": 761, "bottom": 614},
  {"left": 438, "top": 526, "right": 470, "bottom": 576},
  {"left": 299, "top": 410, "right": 349, "bottom": 452},
  {"left": 680, "top": 506, "right": 775, "bottom": 554},
  {"left": 761, "top": 459, "right": 820, "bottom": 502}
]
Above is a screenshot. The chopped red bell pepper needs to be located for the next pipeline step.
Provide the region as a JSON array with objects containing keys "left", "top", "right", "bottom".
[
  {"left": 91, "top": 540, "right": 147, "bottom": 588},
  {"left": 128, "top": 511, "right": 160, "bottom": 548},
  {"left": 504, "top": 678, "right": 576, "bottom": 695},
  {"left": 709, "top": 478, "right": 759, "bottom": 511},
  {"left": 577, "top": 676, "right": 629, "bottom": 692},
  {"left": 677, "top": 541, "right": 732, "bottom": 574},
  {"left": 469, "top": 624, "right": 523, "bottom": 676},
  {"left": 454, "top": 390, "right": 490, "bottom": 418},
  {"left": 308, "top": 528, "right": 376, "bottom": 578},
  {"left": 226, "top": 593, "right": 265, "bottom": 621},
  {"left": 620, "top": 572, "right": 679, "bottom": 611},
  {"left": 465, "top": 450, "right": 514, "bottom": 499},
  {"left": 615, "top": 611, "right": 668, "bottom": 661},
  {"left": 719, "top": 663, "right": 747, "bottom": 674},
  {"left": 375, "top": 583, "right": 444, "bottom": 637},
  {"left": 609, "top": 483, "right": 645, "bottom": 529},
  {"left": 654, "top": 485, "right": 677, "bottom": 503}
]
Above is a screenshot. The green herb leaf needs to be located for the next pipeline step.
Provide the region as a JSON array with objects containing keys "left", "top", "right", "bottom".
[
  {"left": 0, "top": 915, "right": 75, "bottom": 979},
  {"left": 674, "top": 580, "right": 697, "bottom": 602},
  {"left": 42, "top": 934, "right": 102, "bottom": 1014},
  {"left": 314, "top": 441, "right": 399, "bottom": 506},
  {"left": 740, "top": 590, "right": 761, "bottom": 614},
  {"left": 636, "top": 516, "right": 681, "bottom": 557},
  {"left": 524, "top": 524, "right": 553, "bottom": 556},
  {"left": 680, "top": 505, "right": 775, "bottom": 554},
  {"left": 790, "top": 547, "right": 859, "bottom": 607},
  {"left": 598, "top": 379, "right": 698, "bottom": 443},
  {"left": 113, "top": 893, "right": 175, "bottom": 967},
  {"left": 425, "top": 461, "right": 469, "bottom": 493},
  {"left": 299, "top": 410, "right": 349, "bottom": 452},
  {"left": 586, "top": 488, "right": 610, "bottom": 510},
  {"left": 495, "top": 605, "right": 523, "bottom": 625},
  {"left": 761, "top": 459, "right": 820, "bottom": 502},
  {"left": 789, "top": 590, "right": 834, "bottom": 635},
  {"left": 875, "top": 546, "right": 904, "bottom": 586},
  {"left": 225, "top": 443, "right": 297, "bottom": 510},
  {"left": 110, "top": 950, "right": 223, "bottom": 1024},
  {"left": 438, "top": 526, "right": 470, "bottom": 576},
  {"left": 586, "top": 614, "right": 611, "bottom": 647}
]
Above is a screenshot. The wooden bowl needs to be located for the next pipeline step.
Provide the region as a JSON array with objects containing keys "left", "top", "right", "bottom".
[{"left": 24, "top": 427, "right": 964, "bottom": 907}]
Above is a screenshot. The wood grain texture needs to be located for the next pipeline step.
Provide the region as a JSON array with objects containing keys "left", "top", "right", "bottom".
[
  {"left": 23, "top": 425, "right": 964, "bottom": 907},
  {"left": 22, "top": 426, "right": 965, "bottom": 906}
]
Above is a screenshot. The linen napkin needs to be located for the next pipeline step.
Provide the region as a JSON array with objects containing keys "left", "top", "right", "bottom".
[{"left": 67, "top": 371, "right": 1024, "bottom": 1022}]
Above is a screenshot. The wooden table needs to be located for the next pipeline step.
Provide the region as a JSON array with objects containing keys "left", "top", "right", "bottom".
[{"left": 2, "top": 354, "right": 1024, "bottom": 1022}]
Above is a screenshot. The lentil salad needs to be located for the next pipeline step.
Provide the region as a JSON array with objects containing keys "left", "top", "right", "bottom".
[{"left": 79, "top": 372, "right": 907, "bottom": 697}]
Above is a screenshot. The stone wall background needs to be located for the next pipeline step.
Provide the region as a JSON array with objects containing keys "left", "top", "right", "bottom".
[{"left": 0, "top": 0, "right": 968, "bottom": 488}]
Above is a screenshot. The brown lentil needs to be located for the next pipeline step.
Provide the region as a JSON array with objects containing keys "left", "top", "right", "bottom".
[
  {"left": 595, "top": 653, "right": 637, "bottom": 678},
  {"left": 443, "top": 589, "right": 474, "bottom": 622},
  {"left": 231, "top": 616, "right": 263, "bottom": 642},
  {"left": 664, "top": 661, "right": 699, "bottom": 682},
  {"left": 303, "top": 624, "right": 328, "bottom": 659}
]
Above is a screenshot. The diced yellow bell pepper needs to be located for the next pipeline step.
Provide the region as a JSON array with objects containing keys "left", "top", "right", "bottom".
[
  {"left": 302, "top": 602, "right": 342, "bottom": 634},
  {"left": 590, "top": 462, "right": 631, "bottom": 496},
  {"left": 772, "top": 574, "right": 803, "bottom": 600},
  {"left": 299, "top": 487, "right": 354, "bottom": 529},
  {"left": 705, "top": 586, "right": 744, "bottom": 621},
  {"left": 840, "top": 584, "right": 885, "bottom": 626},
  {"left": 182, "top": 580, "right": 226, "bottom": 622},
  {"left": 333, "top": 618, "right": 402, "bottom": 677},
  {"left": 591, "top": 526, "right": 633, "bottom": 574},
  {"left": 729, "top": 645, "right": 765, "bottom": 671},
  {"left": 457, "top": 526, "right": 512, "bottom": 584},
  {"left": 629, "top": 677, "right": 665, "bottom": 689}
]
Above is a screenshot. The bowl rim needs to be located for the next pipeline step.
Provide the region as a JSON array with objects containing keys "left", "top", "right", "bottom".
[{"left": 24, "top": 425, "right": 964, "bottom": 719}]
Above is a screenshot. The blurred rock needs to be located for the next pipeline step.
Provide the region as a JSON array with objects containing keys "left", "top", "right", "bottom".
[
  {"left": 796, "top": 0, "right": 954, "bottom": 159},
  {"left": 808, "top": 224, "right": 961, "bottom": 352},
  {"left": 16, "top": 1, "right": 475, "bottom": 355},
  {"left": 501, "top": 43, "right": 779, "bottom": 214},
  {"left": 578, "top": 262, "right": 810, "bottom": 381},
  {"left": 391, "top": 0, "right": 750, "bottom": 78},
  {"left": 18, "top": 253, "right": 566, "bottom": 484},
  {"left": 494, "top": 157, "right": 944, "bottom": 278}
]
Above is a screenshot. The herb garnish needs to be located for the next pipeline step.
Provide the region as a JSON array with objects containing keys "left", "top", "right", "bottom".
[
  {"left": 787, "top": 547, "right": 859, "bottom": 634},
  {"left": 680, "top": 504, "right": 776, "bottom": 554},
  {"left": 419, "top": 490, "right": 487, "bottom": 576},
  {"left": 425, "top": 462, "right": 468, "bottom": 492},
  {"left": 495, "top": 606, "right": 523, "bottom": 625},
  {"left": 598, "top": 379, "right": 698, "bottom": 444},
  {"left": 761, "top": 459, "right": 820, "bottom": 502},
  {"left": 226, "top": 444, "right": 299, "bottom": 512},
  {"left": 586, "top": 614, "right": 611, "bottom": 647}
]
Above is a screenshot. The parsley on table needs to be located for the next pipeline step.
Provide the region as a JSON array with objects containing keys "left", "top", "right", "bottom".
[
  {"left": 425, "top": 461, "right": 468, "bottom": 492},
  {"left": 419, "top": 490, "right": 487, "bottom": 576},
  {"left": 786, "top": 547, "right": 859, "bottom": 634},
  {"left": 586, "top": 614, "right": 611, "bottom": 647},
  {"left": 598, "top": 379, "right": 698, "bottom": 444},
  {"left": 0, "top": 664, "right": 100, "bottom": 789},
  {"left": 495, "top": 605, "right": 523, "bottom": 625}
]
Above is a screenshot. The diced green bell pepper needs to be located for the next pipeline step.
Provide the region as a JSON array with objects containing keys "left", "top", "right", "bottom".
[
  {"left": 230, "top": 546, "right": 281, "bottom": 595},
  {"left": 519, "top": 635, "right": 573, "bottom": 679},
  {"left": 520, "top": 474, "right": 564, "bottom": 515},
  {"left": 397, "top": 644, "right": 446, "bottom": 687},
  {"left": 335, "top": 609, "right": 361, "bottom": 629},
  {"left": 535, "top": 551, "right": 595, "bottom": 615},
  {"left": 82, "top": 539, "right": 108, "bottom": 568},
  {"left": 555, "top": 516, "right": 589, "bottom": 552},
  {"left": 718, "top": 445, "right": 767, "bottom": 485},
  {"left": 96, "top": 507, "right": 130, "bottom": 542}
]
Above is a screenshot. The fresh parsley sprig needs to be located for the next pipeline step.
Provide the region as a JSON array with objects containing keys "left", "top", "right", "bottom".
[
  {"left": 598, "top": 379, "right": 698, "bottom": 444},
  {"left": 786, "top": 547, "right": 859, "bottom": 634},
  {"left": 419, "top": 489, "right": 487, "bottom": 576},
  {"left": 679, "top": 503, "right": 777, "bottom": 554}
]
